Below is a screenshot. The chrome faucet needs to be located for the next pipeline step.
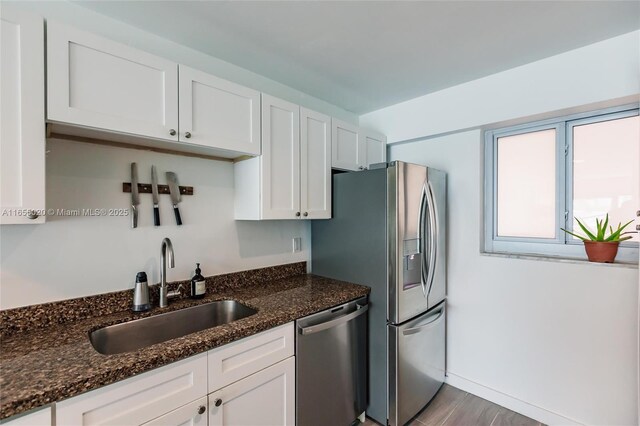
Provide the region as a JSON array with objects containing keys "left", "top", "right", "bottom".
[{"left": 159, "top": 237, "right": 182, "bottom": 308}]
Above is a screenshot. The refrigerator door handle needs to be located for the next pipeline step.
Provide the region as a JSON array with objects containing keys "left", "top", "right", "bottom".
[
  {"left": 424, "top": 181, "right": 439, "bottom": 298},
  {"left": 401, "top": 306, "right": 445, "bottom": 335},
  {"left": 418, "top": 183, "right": 429, "bottom": 297}
]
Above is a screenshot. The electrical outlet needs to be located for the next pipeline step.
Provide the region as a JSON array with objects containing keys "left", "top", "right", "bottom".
[{"left": 292, "top": 237, "right": 302, "bottom": 253}]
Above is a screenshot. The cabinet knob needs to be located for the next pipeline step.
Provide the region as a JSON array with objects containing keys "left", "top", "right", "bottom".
[
  {"left": 169, "top": 129, "right": 177, "bottom": 136},
  {"left": 185, "top": 132, "right": 192, "bottom": 139},
  {"left": 214, "top": 398, "right": 223, "bottom": 407},
  {"left": 27, "top": 210, "right": 39, "bottom": 220},
  {"left": 303, "top": 212, "right": 308, "bottom": 217},
  {"left": 295, "top": 212, "right": 301, "bottom": 217},
  {"left": 197, "top": 405, "right": 206, "bottom": 415},
  {"left": 636, "top": 224, "right": 640, "bottom": 231},
  {"left": 358, "top": 166, "right": 364, "bottom": 170}
]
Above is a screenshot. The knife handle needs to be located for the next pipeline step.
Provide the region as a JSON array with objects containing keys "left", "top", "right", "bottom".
[
  {"left": 173, "top": 206, "right": 182, "bottom": 226},
  {"left": 131, "top": 205, "right": 138, "bottom": 229},
  {"left": 153, "top": 206, "right": 160, "bottom": 227}
]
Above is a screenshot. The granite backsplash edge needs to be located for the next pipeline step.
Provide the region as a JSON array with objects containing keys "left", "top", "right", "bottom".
[{"left": 0, "top": 261, "right": 306, "bottom": 338}]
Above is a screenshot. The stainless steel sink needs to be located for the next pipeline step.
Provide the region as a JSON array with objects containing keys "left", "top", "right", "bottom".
[{"left": 90, "top": 300, "right": 257, "bottom": 355}]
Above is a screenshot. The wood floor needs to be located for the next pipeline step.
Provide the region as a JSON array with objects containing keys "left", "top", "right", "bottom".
[{"left": 362, "top": 384, "right": 543, "bottom": 426}]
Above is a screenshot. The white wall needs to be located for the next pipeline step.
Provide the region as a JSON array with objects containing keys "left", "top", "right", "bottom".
[
  {"left": 0, "top": 139, "right": 310, "bottom": 309},
  {"left": 366, "top": 31, "right": 640, "bottom": 426},
  {"left": 361, "top": 31, "right": 640, "bottom": 142},
  {"left": 391, "top": 133, "right": 638, "bottom": 426}
]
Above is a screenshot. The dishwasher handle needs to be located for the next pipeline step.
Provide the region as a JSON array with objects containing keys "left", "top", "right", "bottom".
[{"left": 298, "top": 304, "right": 369, "bottom": 335}]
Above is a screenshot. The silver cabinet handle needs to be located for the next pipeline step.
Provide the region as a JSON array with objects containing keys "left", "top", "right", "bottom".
[
  {"left": 299, "top": 304, "right": 368, "bottom": 335},
  {"left": 402, "top": 307, "right": 444, "bottom": 335},
  {"left": 214, "top": 398, "right": 223, "bottom": 407},
  {"left": 197, "top": 405, "right": 206, "bottom": 415},
  {"left": 169, "top": 129, "right": 177, "bottom": 136},
  {"left": 27, "top": 210, "right": 39, "bottom": 220},
  {"left": 185, "top": 132, "right": 192, "bottom": 139}
]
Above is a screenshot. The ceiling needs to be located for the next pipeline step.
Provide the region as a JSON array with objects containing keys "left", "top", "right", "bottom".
[{"left": 75, "top": 1, "right": 640, "bottom": 114}]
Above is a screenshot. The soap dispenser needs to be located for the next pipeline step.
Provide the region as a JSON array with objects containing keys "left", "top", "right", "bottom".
[
  {"left": 132, "top": 272, "right": 151, "bottom": 312},
  {"left": 190, "top": 263, "right": 206, "bottom": 299}
]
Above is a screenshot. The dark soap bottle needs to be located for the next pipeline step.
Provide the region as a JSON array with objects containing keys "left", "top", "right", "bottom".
[{"left": 190, "top": 263, "right": 206, "bottom": 299}]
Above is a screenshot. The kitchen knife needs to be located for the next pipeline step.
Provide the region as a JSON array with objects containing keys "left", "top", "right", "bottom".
[
  {"left": 151, "top": 165, "right": 160, "bottom": 226},
  {"left": 166, "top": 171, "right": 183, "bottom": 226},
  {"left": 130, "top": 163, "right": 140, "bottom": 228}
]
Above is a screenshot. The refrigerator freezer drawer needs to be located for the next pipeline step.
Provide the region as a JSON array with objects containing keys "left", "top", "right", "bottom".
[{"left": 389, "top": 302, "right": 445, "bottom": 426}]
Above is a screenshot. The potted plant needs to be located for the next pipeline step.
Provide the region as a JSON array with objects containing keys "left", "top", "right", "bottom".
[{"left": 561, "top": 214, "right": 634, "bottom": 263}]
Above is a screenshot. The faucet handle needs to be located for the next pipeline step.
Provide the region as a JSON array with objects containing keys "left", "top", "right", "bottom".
[{"left": 167, "top": 284, "right": 184, "bottom": 300}]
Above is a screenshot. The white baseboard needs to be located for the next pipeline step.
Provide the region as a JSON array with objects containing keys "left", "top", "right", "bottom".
[{"left": 445, "top": 373, "right": 583, "bottom": 426}]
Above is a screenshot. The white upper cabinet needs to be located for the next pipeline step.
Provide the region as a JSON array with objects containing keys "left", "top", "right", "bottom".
[
  {"left": 234, "top": 98, "right": 331, "bottom": 220},
  {"left": 332, "top": 119, "right": 365, "bottom": 171},
  {"left": 260, "top": 95, "right": 300, "bottom": 219},
  {"left": 178, "top": 65, "right": 260, "bottom": 155},
  {"left": 332, "top": 119, "right": 387, "bottom": 171},
  {"left": 300, "top": 108, "right": 331, "bottom": 219},
  {"left": 46, "top": 23, "right": 261, "bottom": 157},
  {"left": 47, "top": 22, "right": 179, "bottom": 142},
  {"left": 363, "top": 129, "right": 387, "bottom": 168},
  {"left": 0, "top": 7, "right": 46, "bottom": 224}
]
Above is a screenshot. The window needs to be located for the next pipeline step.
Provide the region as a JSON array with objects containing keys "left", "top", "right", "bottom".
[{"left": 484, "top": 106, "right": 639, "bottom": 262}]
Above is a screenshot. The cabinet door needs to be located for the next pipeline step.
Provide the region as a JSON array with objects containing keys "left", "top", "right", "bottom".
[
  {"left": 0, "top": 7, "right": 45, "bottom": 224},
  {"left": 363, "top": 129, "right": 387, "bottom": 168},
  {"left": 300, "top": 108, "right": 331, "bottom": 219},
  {"left": 260, "top": 95, "right": 300, "bottom": 220},
  {"left": 209, "top": 357, "right": 295, "bottom": 426},
  {"left": 141, "top": 397, "right": 207, "bottom": 426},
  {"left": 47, "top": 22, "right": 179, "bottom": 142},
  {"left": 179, "top": 65, "right": 260, "bottom": 155},
  {"left": 56, "top": 354, "right": 207, "bottom": 426},
  {"left": 332, "top": 119, "right": 365, "bottom": 171}
]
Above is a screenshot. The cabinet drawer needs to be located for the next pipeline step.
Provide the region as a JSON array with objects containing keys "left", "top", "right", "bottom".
[
  {"left": 141, "top": 397, "right": 207, "bottom": 426},
  {"left": 3, "top": 407, "right": 51, "bottom": 426},
  {"left": 208, "top": 323, "right": 293, "bottom": 391},
  {"left": 56, "top": 353, "right": 207, "bottom": 426}
]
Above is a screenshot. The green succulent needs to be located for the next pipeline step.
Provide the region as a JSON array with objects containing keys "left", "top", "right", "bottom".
[{"left": 561, "top": 214, "right": 634, "bottom": 242}]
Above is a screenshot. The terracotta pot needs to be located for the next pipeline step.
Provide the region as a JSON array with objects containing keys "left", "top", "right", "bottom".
[{"left": 583, "top": 241, "right": 620, "bottom": 263}]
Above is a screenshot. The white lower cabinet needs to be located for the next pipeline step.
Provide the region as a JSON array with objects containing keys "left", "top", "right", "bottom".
[
  {"left": 55, "top": 353, "right": 207, "bottom": 425},
  {"left": 208, "top": 357, "right": 295, "bottom": 426},
  {"left": 50, "top": 323, "right": 295, "bottom": 426},
  {"left": 141, "top": 397, "right": 208, "bottom": 426}
]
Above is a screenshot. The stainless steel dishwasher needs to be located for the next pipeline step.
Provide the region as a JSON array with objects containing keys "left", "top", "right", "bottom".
[{"left": 296, "top": 296, "right": 368, "bottom": 426}]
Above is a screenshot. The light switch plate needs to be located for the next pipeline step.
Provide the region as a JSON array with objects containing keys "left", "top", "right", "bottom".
[{"left": 292, "top": 237, "right": 302, "bottom": 253}]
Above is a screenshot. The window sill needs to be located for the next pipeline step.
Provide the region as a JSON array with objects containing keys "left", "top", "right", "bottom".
[{"left": 480, "top": 251, "right": 638, "bottom": 269}]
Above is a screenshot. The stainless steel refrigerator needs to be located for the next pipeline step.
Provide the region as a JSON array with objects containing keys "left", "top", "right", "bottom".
[{"left": 311, "top": 161, "right": 446, "bottom": 426}]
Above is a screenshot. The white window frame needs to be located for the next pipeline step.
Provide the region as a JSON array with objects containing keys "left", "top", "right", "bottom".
[{"left": 484, "top": 105, "right": 639, "bottom": 263}]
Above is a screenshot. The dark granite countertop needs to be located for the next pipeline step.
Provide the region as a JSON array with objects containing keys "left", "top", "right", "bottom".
[{"left": 0, "top": 267, "right": 369, "bottom": 420}]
